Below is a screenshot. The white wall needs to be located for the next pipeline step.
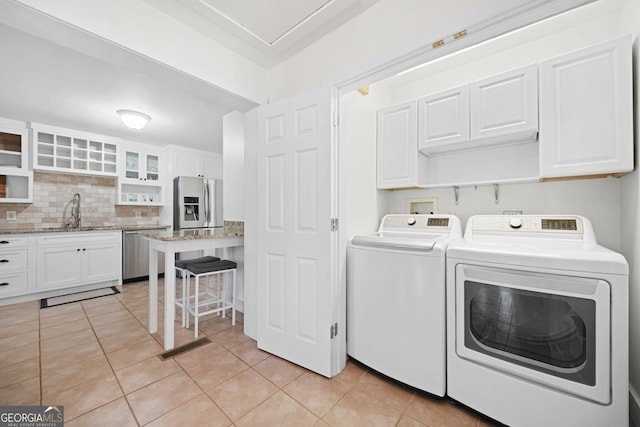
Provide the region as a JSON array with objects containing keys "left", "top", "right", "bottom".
[
  {"left": 380, "top": 180, "right": 621, "bottom": 250},
  {"left": 618, "top": 0, "right": 640, "bottom": 423},
  {"left": 222, "top": 111, "right": 245, "bottom": 221},
  {"left": 242, "top": 108, "right": 258, "bottom": 340},
  {"left": 342, "top": 83, "right": 391, "bottom": 239}
]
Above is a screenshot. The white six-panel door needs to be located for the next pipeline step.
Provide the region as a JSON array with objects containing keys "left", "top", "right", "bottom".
[{"left": 256, "top": 87, "right": 340, "bottom": 377}]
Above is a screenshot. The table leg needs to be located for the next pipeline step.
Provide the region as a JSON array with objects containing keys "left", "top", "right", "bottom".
[
  {"left": 164, "top": 248, "right": 176, "bottom": 350},
  {"left": 149, "top": 247, "right": 158, "bottom": 334}
]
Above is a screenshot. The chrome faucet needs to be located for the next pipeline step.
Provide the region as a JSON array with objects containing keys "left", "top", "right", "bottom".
[{"left": 66, "top": 193, "right": 81, "bottom": 229}]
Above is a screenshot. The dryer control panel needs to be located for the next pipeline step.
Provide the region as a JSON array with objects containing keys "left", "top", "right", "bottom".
[{"left": 466, "top": 215, "right": 595, "bottom": 242}]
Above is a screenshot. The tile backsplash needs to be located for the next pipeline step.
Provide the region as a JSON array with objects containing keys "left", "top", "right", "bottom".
[{"left": 0, "top": 172, "right": 161, "bottom": 231}]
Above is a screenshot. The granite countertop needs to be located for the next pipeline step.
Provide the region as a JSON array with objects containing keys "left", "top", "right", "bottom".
[
  {"left": 141, "top": 226, "right": 243, "bottom": 242},
  {"left": 1, "top": 225, "right": 171, "bottom": 235}
]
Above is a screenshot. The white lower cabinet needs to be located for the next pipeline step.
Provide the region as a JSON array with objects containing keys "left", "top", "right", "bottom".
[
  {"left": 36, "top": 232, "right": 121, "bottom": 290},
  {"left": 0, "top": 235, "right": 31, "bottom": 298},
  {"left": 0, "top": 231, "right": 122, "bottom": 304},
  {"left": 539, "top": 35, "right": 633, "bottom": 179},
  {"left": 36, "top": 232, "right": 120, "bottom": 291}
]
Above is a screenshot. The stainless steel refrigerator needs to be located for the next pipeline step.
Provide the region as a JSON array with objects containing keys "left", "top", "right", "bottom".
[{"left": 173, "top": 176, "right": 223, "bottom": 230}]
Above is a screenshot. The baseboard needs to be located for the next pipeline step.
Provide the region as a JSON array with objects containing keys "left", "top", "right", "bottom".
[{"left": 630, "top": 385, "right": 640, "bottom": 427}]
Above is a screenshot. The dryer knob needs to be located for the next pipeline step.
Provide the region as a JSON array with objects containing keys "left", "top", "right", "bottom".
[
  {"left": 407, "top": 217, "right": 417, "bottom": 226},
  {"left": 509, "top": 218, "right": 523, "bottom": 229}
]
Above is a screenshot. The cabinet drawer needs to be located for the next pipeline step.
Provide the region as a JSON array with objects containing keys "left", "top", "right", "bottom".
[
  {"left": 0, "top": 271, "right": 28, "bottom": 297},
  {"left": 37, "top": 232, "right": 118, "bottom": 247},
  {"left": 0, "top": 249, "right": 28, "bottom": 272},
  {"left": 0, "top": 236, "right": 29, "bottom": 249}
]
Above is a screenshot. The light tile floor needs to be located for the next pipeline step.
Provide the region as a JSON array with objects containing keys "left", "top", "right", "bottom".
[{"left": 0, "top": 280, "right": 499, "bottom": 426}]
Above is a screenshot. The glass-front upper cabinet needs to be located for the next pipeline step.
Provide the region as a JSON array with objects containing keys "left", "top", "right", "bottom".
[
  {"left": 125, "top": 151, "right": 140, "bottom": 180},
  {"left": 0, "top": 118, "right": 32, "bottom": 203},
  {"left": 0, "top": 120, "right": 28, "bottom": 170},
  {"left": 123, "top": 149, "right": 160, "bottom": 182},
  {"left": 117, "top": 143, "right": 162, "bottom": 206},
  {"left": 146, "top": 154, "right": 159, "bottom": 182}
]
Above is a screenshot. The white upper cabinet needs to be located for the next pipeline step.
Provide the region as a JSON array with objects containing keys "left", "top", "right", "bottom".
[
  {"left": 539, "top": 36, "right": 633, "bottom": 179},
  {"left": 377, "top": 100, "right": 427, "bottom": 189},
  {"left": 0, "top": 118, "right": 32, "bottom": 203},
  {"left": 32, "top": 123, "right": 118, "bottom": 177},
  {"left": 172, "top": 148, "right": 222, "bottom": 179},
  {"left": 117, "top": 142, "right": 163, "bottom": 205},
  {"left": 418, "top": 64, "right": 538, "bottom": 156},
  {"left": 418, "top": 85, "right": 469, "bottom": 154},
  {"left": 122, "top": 147, "right": 161, "bottom": 183},
  {"left": 470, "top": 64, "right": 538, "bottom": 144}
]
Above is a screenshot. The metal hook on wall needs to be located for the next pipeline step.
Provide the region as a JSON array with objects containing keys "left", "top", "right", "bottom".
[
  {"left": 454, "top": 186, "right": 460, "bottom": 205},
  {"left": 493, "top": 183, "right": 499, "bottom": 204}
]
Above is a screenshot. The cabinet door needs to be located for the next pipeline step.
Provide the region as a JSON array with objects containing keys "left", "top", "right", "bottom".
[
  {"left": 124, "top": 150, "right": 140, "bottom": 180},
  {"left": 0, "top": 123, "right": 28, "bottom": 170},
  {"left": 377, "top": 101, "right": 419, "bottom": 189},
  {"left": 418, "top": 85, "right": 469, "bottom": 155},
  {"left": 83, "top": 244, "right": 119, "bottom": 284},
  {"left": 200, "top": 153, "right": 222, "bottom": 179},
  {"left": 539, "top": 36, "right": 633, "bottom": 179},
  {"left": 0, "top": 121, "right": 32, "bottom": 203},
  {"left": 470, "top": 64, "right": 538, "bottom": 143},
  {"left": 175, "top": 150, "right": 202, "bottom": 177},
  {"left": 145, "top": 153, "right": 160, "bottom": 182},
  {"left": 36, "top": 246, "right": 82, "bottom": 290}
]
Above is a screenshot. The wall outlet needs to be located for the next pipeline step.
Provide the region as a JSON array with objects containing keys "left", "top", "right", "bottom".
[
  {"left": 135, "top": 210, "right": 142, "bottom": 219},
  {"left": 6, "top": 211, "right": 16, "bottom": 221}
]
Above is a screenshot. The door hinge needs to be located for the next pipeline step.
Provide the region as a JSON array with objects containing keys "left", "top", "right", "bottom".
[
  {"left": 330, "top": 218, "right": 339, "bottom": 232},
  {"left": 332, "top": 113, "right": 338, "bottom": 127},
  {"left": 330, "top": 323, "right": 338, "bottom": 339}
]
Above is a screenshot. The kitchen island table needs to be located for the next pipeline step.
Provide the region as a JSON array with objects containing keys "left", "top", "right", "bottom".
[{"left": 143, "top": 227, "right": 243, "bottom": 350}]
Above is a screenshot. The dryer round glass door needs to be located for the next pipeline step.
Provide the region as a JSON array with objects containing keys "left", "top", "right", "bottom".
[{"left": 454, "top": 264, "right": 611, "bottom": 404}]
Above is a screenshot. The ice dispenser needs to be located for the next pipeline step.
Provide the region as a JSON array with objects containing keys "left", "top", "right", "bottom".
[{"left": 183, "top": 196, "right": 199, "bottom": 221}]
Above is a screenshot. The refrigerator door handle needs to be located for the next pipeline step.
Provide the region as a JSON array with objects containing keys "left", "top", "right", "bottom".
[{"left": 204, "top": 180, "right": 211, "bottom": 224}]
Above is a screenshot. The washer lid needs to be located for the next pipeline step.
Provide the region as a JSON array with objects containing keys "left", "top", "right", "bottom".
[{"left": 350, "top": 233, "right": 437, "bottom": 252}]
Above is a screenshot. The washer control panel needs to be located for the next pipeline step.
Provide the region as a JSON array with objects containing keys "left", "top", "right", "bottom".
[{"left": 380, "top": 214, "right": 451, "bottom": 230}]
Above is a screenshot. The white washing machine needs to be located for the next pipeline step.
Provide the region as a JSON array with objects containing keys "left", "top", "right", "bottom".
[
  {"left": 347, "top": 214, "right": 462, "bottom": 396},
  {"left": 446, "top": 215, "right": 628, "bottom": 426}
]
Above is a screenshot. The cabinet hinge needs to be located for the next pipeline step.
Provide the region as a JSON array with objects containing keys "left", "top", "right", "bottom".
[
  {"left": 330, "top": 218, "right": 339, "bottom": 232},
  {"left": 330, "top": 323, "right": 338, "bottom": 339}
]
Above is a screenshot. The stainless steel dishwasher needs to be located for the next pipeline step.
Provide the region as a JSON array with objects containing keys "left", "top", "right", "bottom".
[{"left": 122, "top": 228, "right": 167, "bottom": 283}]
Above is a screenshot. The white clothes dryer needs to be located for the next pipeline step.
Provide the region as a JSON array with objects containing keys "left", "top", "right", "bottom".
[
  {"left": 347, "top": 214, "right": 462, "bottom": 396},
  {"left": 446, "top": 215, "right": 628, "bottom": 426}
]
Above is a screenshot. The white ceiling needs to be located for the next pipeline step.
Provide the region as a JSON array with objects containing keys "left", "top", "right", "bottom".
[
  {"left": 0, "top": 0, "right": 379, "bottom": 154},
  {"left": 143, "top": 0, "right": 381, "bottom": 68}
]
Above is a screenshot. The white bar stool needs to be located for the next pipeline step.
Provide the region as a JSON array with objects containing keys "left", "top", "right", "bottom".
[
  {"left": 174, "top": 255, "right": 219, "bottom": 327},
  {"left": 184, "top": 259, "right": 237, "bottom": 338}
]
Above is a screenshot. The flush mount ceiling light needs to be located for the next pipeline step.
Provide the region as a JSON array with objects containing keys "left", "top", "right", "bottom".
[{"left": 116, "top": 109, "right": 151, "bottom": 130}]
